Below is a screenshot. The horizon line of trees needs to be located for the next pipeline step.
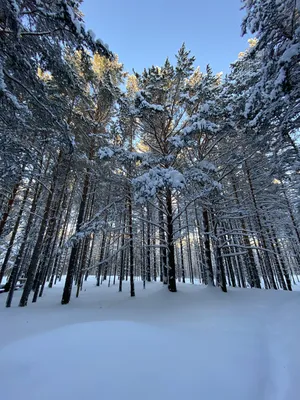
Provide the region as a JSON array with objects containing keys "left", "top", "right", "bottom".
[{"left": 0, "top": 0, "right": 299, "bottom": 307}]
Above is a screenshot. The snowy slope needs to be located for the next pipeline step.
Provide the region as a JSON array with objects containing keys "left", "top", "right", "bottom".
[{"left": 0, "top": 279, "right": 299, "bottom": 400}]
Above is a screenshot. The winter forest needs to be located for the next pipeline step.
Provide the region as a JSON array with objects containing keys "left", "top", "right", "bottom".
[{"left": 0, "top": 1, "right": 300, "bottom": 399}]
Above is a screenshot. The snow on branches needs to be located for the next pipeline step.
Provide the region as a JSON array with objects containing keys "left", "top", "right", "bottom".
[{"left": 133, "top": 167, "right": 185, "bottom": 203}]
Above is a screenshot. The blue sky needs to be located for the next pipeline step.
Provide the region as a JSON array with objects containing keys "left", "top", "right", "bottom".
[{"left": 81, "top": 0, "right": 249, "bottom": 76}]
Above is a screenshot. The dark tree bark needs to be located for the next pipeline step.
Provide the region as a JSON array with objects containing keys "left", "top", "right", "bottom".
[
  {"left": 185, "top": 206, "right": 194, "bottom": 284},
  {"left": 178, "top": 212, "right": 185, "bottom": 283},
  {"left": 231, "top": 177, "right": 261, "bottom": 288},
  {"left": 19, "top": 159, "right": 60, "bottom": 307},
  {"left": 203, "top": 209, "right": 214, "bottom": 286},
  {"left": 245, "top": 163, "right": 277, "bottom": 289},
  {"left": 146, "top": 203, "right": 151, "bottom": 282},
  {"left": 48, "top": 183, "right": 74, "bottom": 288},
  {"left": 118, "top": 211, "right": 127, "bottom": 293},
  {"left": 5, "top": 179, "right": 43, "bottom": 306},
  {"left": 195, "top": 207, "right": 207, "bottom": 284},
  {"left": 128, "top": 189, "right": 135, "bottom": 297},
  {"left": 61, "top": 171, "right": 89, "bottom": 305},
  {"left": 0, "top": 177, "right": 22, "bottom": 238},
  {"left": 166, "top": 188, "right": 176, "bottom": 292},
  {"left": 0, "top": 181, "right": 31, "bottom": 284},
  {"left": 159, "top": 207, "right": 168, "bottom": 284}
]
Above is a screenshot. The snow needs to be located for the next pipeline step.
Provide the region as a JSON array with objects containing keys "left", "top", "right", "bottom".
[
  {"left": 0, "top": 279, "right": 300, "bottom": 400},
  {"left": 98, "top": 146, "right": 114, "bottom": 159},
  {"left": 0, "top": 62, "right": 6, "bottom": 92},
  {"left": 66, "top": 4, "right": 84, "bottom": 36},
  {"left": 183, "top": 119, "right": 219, "bottom": 135},
  {"left": 70, "top": 135, "right": 76, "bottom": 147},
  {"left": 11, "top": 0, "right": 20, "bottom": 14},
  {"left": 87, "top": 29, "right": 96, "bottom": 41},
  {"left": 280, "top": 43, "right": 300, "bottom": 63},
  {"left": 136, "top": 91, "right": 164, "bottom": 112},
  {"left": 199, "top": 102, "right": 210, "bottom": 112},
  {"left": 168, "top": 135, "right": 185, "bottom": 148},
  {"left": 96, "top": 38, "right": 110, "bottom": 52},
  {"left": 133, "top": 167, "right": 185, "bottom": 202},
  {"left": 199, "top": 159, "right": 216, "bottom": 171}
]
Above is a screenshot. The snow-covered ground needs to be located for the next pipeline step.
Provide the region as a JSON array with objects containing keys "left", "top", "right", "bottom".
[{"left": 0, "top": 278, "right": 299, "bottom": 400}]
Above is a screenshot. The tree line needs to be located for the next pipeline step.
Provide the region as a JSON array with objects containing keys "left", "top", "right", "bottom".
[{"left": 0, "top": 0, "right": 299, "bottom": 307}]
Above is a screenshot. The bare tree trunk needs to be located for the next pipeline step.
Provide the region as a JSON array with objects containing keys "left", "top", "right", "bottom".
[
  {"left": 19, "top": 155, "right": 61, "bottom": 307},
  {"left": 195, "top": 207, "right": 207, "bottom": 284},
  {"left": 48, "top": 182, "right": 75, "bottom": 288},
  {"left": 178, "top": 212, "right": 185, "bottom": 283},
  {"left": 0, "top": 180, "right": 31, "bottom": 284},
  {"left": 185, "top": 206, "right": 194, "bottom": 284},
  {"left": 5, "top": 180, "right": 43, "bottom": 306},
  {"left": 0, "top": 176, "right": 22, "bottom": 237},
  {"left": 245, "top": 163, "right": 277, "bottom": 289},
  {"left": 159, "top": 207, "right": 168, "bottom": 284},
  {"left": 118, "top": 211, "right": 127, "bottom": 293},
  {"left": 128, "top": 189, "right": 135, "bottom": 297},
  {"left": 281, "top": 181, "right": 300, "bottom": 246},
  {"left": 203, "top": 209, "right": 214, "bottom": 286},
  {"left": 231, "top": 177, "right": 261, "bottom": 288},
  {"left": 166, "top": 189, "right": 176, "bottom": 292},
  {"left": 146, "top": 203, "right": 151, "bottom": 282},
  {"left": 61, "top": 171, "right": 89, "bottom": 305}
]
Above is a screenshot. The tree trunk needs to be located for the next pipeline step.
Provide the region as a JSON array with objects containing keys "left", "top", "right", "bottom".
[
  {"left": 118, "top": 211, "right": 127, "bottom": 293},
  {"left": 203, "top": 209, "right": 214, "bottom": 286},
  {"left": 128, "top": 189, "right": 135, "bottom": 297},
  {"left": 0, "top": 181, "right": 31, "bottom": 284},
  {"left": 146, "top": 203, "right": 151, "bottom": 282},
  {"left": 19, "top": 165, "right": 58, "bottom": 307},
  {"left": 61, "top": 172, "right": 89, "bottom": 305},
  {"left": 159, "top": 208, "right": 168, "bottom": 284},
  {"left": 178, "top": 212, "right": 185, "bottom": 283},
  {"left": 0, "top": 177, "right": 22, "bottom": 237},
  {"left": 166, "top": 189, "right": 176, "bottom": 292}
]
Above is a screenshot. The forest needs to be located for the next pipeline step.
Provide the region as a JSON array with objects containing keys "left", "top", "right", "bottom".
[{"left": 0, "top": 0, "right": 300, "bottom": 309}]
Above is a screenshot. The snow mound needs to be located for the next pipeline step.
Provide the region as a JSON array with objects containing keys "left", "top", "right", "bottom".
[{"left": 0, "top": 319, "right": 260, "bottom": 400}]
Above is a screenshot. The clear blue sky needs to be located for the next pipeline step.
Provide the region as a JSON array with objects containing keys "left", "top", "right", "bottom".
[{"left": 81, "top": 0, "right": 249, "bottom": 75}]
